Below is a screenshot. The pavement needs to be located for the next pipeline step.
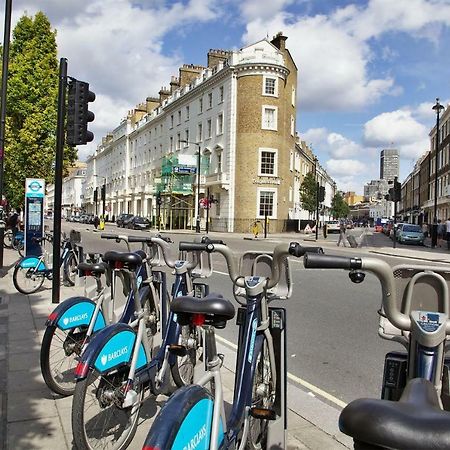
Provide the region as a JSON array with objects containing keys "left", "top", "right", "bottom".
[{"left": 2, "top": 228, "right": 450, "bottom": 450}]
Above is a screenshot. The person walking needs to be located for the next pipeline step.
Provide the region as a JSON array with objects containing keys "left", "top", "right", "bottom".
[
  {"left": 438, "top": 220, "right": 446, "bottom": 247},
  {"left": 93, "top": 215, "right": 100, "bottom": 230},
  {"left": 337, "top": 220, "right": 347, "bottom": 247},
  {"left": 446, "top": 217, "right": 450, "bottom": 250}
]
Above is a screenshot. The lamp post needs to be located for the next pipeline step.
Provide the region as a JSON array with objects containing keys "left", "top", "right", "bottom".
[
  {"left": 313, "top": 156, "right": 319, "bottom": 240},
  {"left": 94, "top": 174, "right": 106, "bottom": 218},
  {"left": 181, "top": 140, "right": 201, "bottom": 233},
  {"left": 431, "top": 98, "right": 445, "bottom": 248}
]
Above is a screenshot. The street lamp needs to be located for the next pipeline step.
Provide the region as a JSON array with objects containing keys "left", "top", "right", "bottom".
[
  {"left": 431, "top": 98, "right": 445, "bottom": 248},
  {"left": 94, "top": 174, "right": 106, "bottom": 218},
  {"left": 180, "top": 140, "right": 201, "bottom": 233},
  {"left": 313, "top": 156, "right": 319, "bottom": 240}
]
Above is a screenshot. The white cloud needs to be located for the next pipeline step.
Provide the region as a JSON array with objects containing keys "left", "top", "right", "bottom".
[
  {"left": 240, "top": 0, "right": 296, "bottom": 21},
  {"left": 301, "top": 128, "right": 361, "bottom": 158},
  {"left": 363, "top": 109, "right": 429, "bottom": 159},
  {"left": 326, "top": 158, "right": 367, "bottom": 176}
]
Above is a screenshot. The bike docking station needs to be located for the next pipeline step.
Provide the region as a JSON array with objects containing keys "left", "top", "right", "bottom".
[
  {"left": 234, "top": 250, "right": 291, "bottom": 448},
  {"left": 24, "top": 177, "right": 45, "bottom": 256}
]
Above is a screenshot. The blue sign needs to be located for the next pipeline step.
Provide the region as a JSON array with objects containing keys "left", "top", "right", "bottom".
[
  {"left": 173, "top": 166, "right": 196, "bottom": 174},
  {"left": 24, "top": 178, "right": 45, "bottom": 256}
]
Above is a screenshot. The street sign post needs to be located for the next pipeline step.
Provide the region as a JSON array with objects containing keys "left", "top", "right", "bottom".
[{"left": 24, "top": 178, "right": 45, "bottom": 256}]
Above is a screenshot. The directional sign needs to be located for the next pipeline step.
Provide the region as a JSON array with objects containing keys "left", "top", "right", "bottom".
[{"left": 173, "top": 166, "right": 196, "bottom": 174}]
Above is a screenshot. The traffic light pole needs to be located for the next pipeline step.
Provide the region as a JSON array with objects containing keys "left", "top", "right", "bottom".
[
  {"left": 393, "top": 200, "right": 397, "bottom": 249},
  {"left": 52, "top": 58, "right": 68, "bottom": 304},
  {"left": 315, "top": 182, "right": 319, "bottom": 240}
]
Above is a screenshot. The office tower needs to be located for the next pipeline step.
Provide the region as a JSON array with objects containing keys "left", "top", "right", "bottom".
[{"left": 380, "top": 148, "right": 399, "bottom": 182}]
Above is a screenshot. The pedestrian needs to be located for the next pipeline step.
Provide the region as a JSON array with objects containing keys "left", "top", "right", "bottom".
[
  {"left": 337, "top": 220, "right": 347, "bottom": 247},
  {"left": 438, "top": 220, "right": 446, "bottom": 247},
  {"left": 8, "top": 207, "right": 21, "bottom": 236},
  {"left": 446, "top": 218, "right": 450, "bottom": 250},
  {"left": 93, "top": 215, "right": 100, "bottom": 230}
]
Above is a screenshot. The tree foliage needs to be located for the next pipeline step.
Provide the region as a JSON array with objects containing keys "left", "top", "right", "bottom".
[
  {"left": 331, "top": 192, "right": 350, "bottom": 219},
  {"left": 3, "top": 12, "right": 76, "bottom": 207},
  {"left": 299, "top": 171, "right": 317, "bottom": 214}
]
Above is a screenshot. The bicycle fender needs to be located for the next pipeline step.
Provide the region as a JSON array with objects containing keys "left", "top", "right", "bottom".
[
  {"left": 46, "top": 296, "right": 106, "bottom": 332},
  {"left": 143, "top": 385, "right": 225, "bottom": 450},
  {"left": 18, "top": 256, "right": 45, "bottom": 270},
  {"left": 75, "top": 323, "right": 148, "bottom": 380}
]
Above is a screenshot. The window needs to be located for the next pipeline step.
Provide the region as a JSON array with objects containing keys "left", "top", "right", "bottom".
[
  {"left": 292, "top": 86, "right": 296, "bottom": 106},
  {"left": 219, "top": 86, "right": 224, "bottom": 103},
  {"left": 197, "top": 123, "right": 203, "bottom": 142},
  {"left": 289, "top": 150, "right": 294, "bottom": 171},
  {"left": 170, "top": 115, "right": 174, "bottom": 128},
  {"left": 185, "top": 130, "right": 189, "bottom": 145},
  {"left": 207, "top": 119, "right": 212, "bottom": 138},
  {"left": 259, "top": 149, "right": 277, "bottom": 176},
  {"left": 258, "top": 189, "right": 276, "bottom": 218},
  {"left": 186, "top": 106, "right": 190, "bottom": 120},
  {"left": 262, "top": 106, "right": 277, "bottom": 130},
  {"left": 199, "top": 97, "right": 203, "bottom": 113},
  {"left": 217, "top": 113, "right": 223, "bottom": 135},
  {"left": 208, "top": 93, "right": 213, "bottom": 109},
  {"left": 263, "top": 76, "right": 277, "bottom": 96},
  {"left": 290, "top": 115, "right": 295, "bottom": 136},
  {"left": 160, "top": 124, "right": 163, "bottom": 135},
  {"left": 178, "top": 110, "right": 182, "bottom": 125},
  {"left": 216, "top": 152, "right": 222, "bottom": 173},
  {"left": 170, "top": 136, "right": 174, "bottom": 152},
  {"left": 176, "top": 133, "right": 181, "bottom": 150}
]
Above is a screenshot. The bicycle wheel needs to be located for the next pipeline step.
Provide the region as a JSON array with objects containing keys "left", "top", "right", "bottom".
[
  {"left": 246, "top": 338, "right": 275, "bottom": 449},
  {"left": 72, "top": 367, "right": 143, "bottom": 450},
  {"left": 171, "top": 324, "right": 202, "bottom": 387},
  {"left": 142, "top": 288, "right": 158, "bottom": 357},
  {"left": 12, "top": 237, "right": 24, "bottom": 257},
  {"left": 4, "top": 229, "right": 13, "bottom": 248},
  {"left": 63, "top": 251, "right": 77, "bottom": 286},
  {"left": 13, "top": 260, "right": 45, "bottom": 294},
  {"left": 40, "top": 325, "right": 87, "bottom": 396}
]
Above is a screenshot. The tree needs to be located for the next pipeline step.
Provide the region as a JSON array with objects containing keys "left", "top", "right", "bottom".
[
  {"left": 299, "top": 171, "right": 317, "bottom": 215},
  {"left": 330, "top": 192, "right": 350, "bottom": 219},
  {"left": 3, "top": 12, "right": 76, "bottom": 207}
]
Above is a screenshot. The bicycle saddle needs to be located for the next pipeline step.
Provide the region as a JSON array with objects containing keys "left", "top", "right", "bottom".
[
  {"left": 171, "top": 294, "right": 235, "bottom": 329},
  {"left": 340, "top": 378, "right": 450, "bottom": 449},
  {"left": 103, "top": 251, "right": 142, "bottom": 269},
  {"left": 77, "top": 261, "right": 107, "bottom": 275}
]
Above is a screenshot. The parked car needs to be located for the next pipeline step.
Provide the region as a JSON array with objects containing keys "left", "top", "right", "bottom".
[
  {"left": 127, "top": 216, "right": 151, "bottom": 230},
  {"left": 326, "top": 220, "right": 341, "bottom": 233},
  {"left": 396, "top": 223, "right": 425, "bottom": 245},
  {"left": 116, "top": 213, "right": 133, "bottom": 228}
]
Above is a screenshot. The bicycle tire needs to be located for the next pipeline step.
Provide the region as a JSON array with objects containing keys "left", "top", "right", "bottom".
[
  {"left": 63, "top": 251, "right": 77, "bottom": 286},
  {"left": 12, "top": 237, "right": 24, "bottom": 257},
  {"left": 246, "top": 337, "right": 275, "bottom": 449},
  {"left": 72, "top": 367, "right": 143, "bottom": 450},
  {"left": 144, "top": 384, "right": 224, "bottom": 449},
  {"left": 40, "top": 324, "right": 87, "bottom": 396},
  {"left": 12, "top": 259, "right": 45, "bottom": 294},
  {"left": 4, "top": 229, "right": 13, "bottom": 248},
  {"left": 171, "top": 324, "right": 202, "bottom": 388}
]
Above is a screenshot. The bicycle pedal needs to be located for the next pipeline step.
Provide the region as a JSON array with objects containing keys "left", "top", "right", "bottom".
[
  {"left": 249, "top": 407, "right": 277, "bottom": 420},
  {"left": 168, "top": 344, "right": 187, "bottom": 356}
]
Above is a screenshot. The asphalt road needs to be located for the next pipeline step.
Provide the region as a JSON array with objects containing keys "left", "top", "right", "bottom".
[{"left": 54, "top": 220, "right": 434, "bottom": 407}]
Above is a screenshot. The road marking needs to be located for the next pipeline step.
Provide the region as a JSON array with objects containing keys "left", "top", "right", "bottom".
[
  {"left": 213, "top": 270, "right": 230, "bottom": 276},
  {"left": 215, "top": 334, "right": 347, "bottom": 409}
]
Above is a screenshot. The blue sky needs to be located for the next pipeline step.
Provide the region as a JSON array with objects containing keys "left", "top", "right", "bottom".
[{"left": 3, "top": 0, "right": 450, "bottom": 194}]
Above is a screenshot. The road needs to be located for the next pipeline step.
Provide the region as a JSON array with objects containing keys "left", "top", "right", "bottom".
[{"left": 55, "top": 220, "right": 442, "bottom": 408}]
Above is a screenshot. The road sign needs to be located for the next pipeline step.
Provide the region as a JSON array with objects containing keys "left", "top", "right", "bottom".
[{"left": 25, "top": 178, "right": 45, "bottom": 197}]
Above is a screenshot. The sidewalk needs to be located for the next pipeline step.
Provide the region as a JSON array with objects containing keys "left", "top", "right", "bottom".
[{"left": 0, "top": 248, "right": 349, "bottom": 450}]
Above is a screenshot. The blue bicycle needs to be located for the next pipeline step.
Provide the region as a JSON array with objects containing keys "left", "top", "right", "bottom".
[
  {"left": 71, "top": 235, "right": 214, "bottom": 450},
  {"left": 143, "top": 241, "right": 322, "bottom": 450}
]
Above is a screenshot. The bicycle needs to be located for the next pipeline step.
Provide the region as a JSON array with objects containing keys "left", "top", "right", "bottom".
[
  {"left": 40, "top": 233, "right": 166, "bottom": 396},
  {"left": 143, "top": 241, "right": 323, "bottom": 450},
  {"left": 12, "top": 231, "right": 82, "bottom": 294},
  {"left": 303, "top": 252, "right": 450, "bottom": 450},
  {"left": 71, "top": 234, "right": 214, "bottom": 450}
]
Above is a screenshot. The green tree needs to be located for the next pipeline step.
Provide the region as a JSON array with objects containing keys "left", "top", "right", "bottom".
[
  {"left": 3, "top": 12, "right": 76, "bottom": 207},
  {"left": 299, "top": 171, "right": 317, "bottom": 214},
  {"left": 330, "top": 192, "right": 350, "bottom": 219}
]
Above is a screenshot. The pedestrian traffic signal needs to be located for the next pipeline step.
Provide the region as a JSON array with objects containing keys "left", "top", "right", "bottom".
[
  {"left": 318, "top": 186, "right": 326, "bottom": 202},
  {"left": 156, "top": 192, "right": 162, "bottom": 206},
  {"left": 66, "top": 78, "right": 96, "bottom": 146}
]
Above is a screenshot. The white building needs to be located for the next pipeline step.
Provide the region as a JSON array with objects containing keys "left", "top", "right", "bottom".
[{"left": 60, "top": 163, "right": 87, "bottom": 218}]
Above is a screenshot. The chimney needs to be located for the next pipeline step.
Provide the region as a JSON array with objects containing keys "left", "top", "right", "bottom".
[
  {"left": 159, "top": 87, "right": 170, "bottom": 103},
  {"left": 170, "top": 76, "right": 180, "bottom": 94},
  {"left": 207, "top": 49, "right": 230, "bottom": 68},
  {"left": 271, "top": 32, "right": 287, "bottom": 51},
  {"left": 179, "top": 64, "right": 204, "bottom": 87}
]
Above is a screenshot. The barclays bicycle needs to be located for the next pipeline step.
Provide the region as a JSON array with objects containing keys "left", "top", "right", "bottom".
[
  {"left": 143, "top": 241, "right": 322, "bottom": 450},
  {"left": 71, "top": 234, "right": 214, "bottom": 450}
]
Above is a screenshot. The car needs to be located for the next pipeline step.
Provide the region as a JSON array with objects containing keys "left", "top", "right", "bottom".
[
  {"left": 116, "top": 213, "right": 133, "bottom": 228},
  {"left": 396, "top": 223, "right": 425, "bottom": 245},
  {"left": 326, "top": 220, "right": 341, "bottom": 233},
  {"left": 126, "top": 216, "right": 151, "bottom": 230},
  {"left": 374, "top": 224, "right": 383, "bottom": 232}
]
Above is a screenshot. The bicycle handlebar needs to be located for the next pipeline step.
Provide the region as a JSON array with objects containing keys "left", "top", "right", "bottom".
[
  {"left": 303, "top": 253, "right": 418, "bottom": 332},
  {"left": 179, "top": 241, "right": 323, "bottom": 289},
  {"left": 100, "top": 234, "right": 131, "bottom": 251}
]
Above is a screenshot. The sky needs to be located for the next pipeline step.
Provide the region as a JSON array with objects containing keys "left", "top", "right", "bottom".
[{"left": 2, "top": 0, "right": 450, "bottom": 195}]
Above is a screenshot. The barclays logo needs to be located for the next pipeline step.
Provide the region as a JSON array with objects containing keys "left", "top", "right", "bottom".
[
  {"left": 62, "top": 312, "right": 88, "bottom": 326},
  {"left": 100, "top": 346, "right": 128, "bottom": 366},
  {"left": 183, "top": 424, "right": 207, "bottom": 450}
]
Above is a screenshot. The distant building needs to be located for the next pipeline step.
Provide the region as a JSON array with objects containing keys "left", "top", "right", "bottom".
[
  {"left": 343, "top": 191, "right": 364, "bottom": 206},
  {"left": 363, "top": 179, "right": 389, "bottom": 201},
  {"left": 380, "top": 148, "right": 399, "bottom": 183}
]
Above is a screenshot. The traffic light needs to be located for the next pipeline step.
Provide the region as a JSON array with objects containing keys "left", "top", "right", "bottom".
[
  {"left": 156, "top": 192, "right": 162, "bottom": 206},
  {"left": 393, "top": 178, "right": 401, "bottom": 202},
  {"left": 101, "top": 185, "right": 105, "bottom": 202},
  {"left": 93, "top": 188, "right": 98, "bottom": 202},
  {"left": 318, "top": 186, "right": 325, "bottom": 202},
  {"left": 66, "top": 78, "right": 95, "bottom": 146},
  {"left": 388, "top": 188, "right": 394, "bottom": 201}
]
